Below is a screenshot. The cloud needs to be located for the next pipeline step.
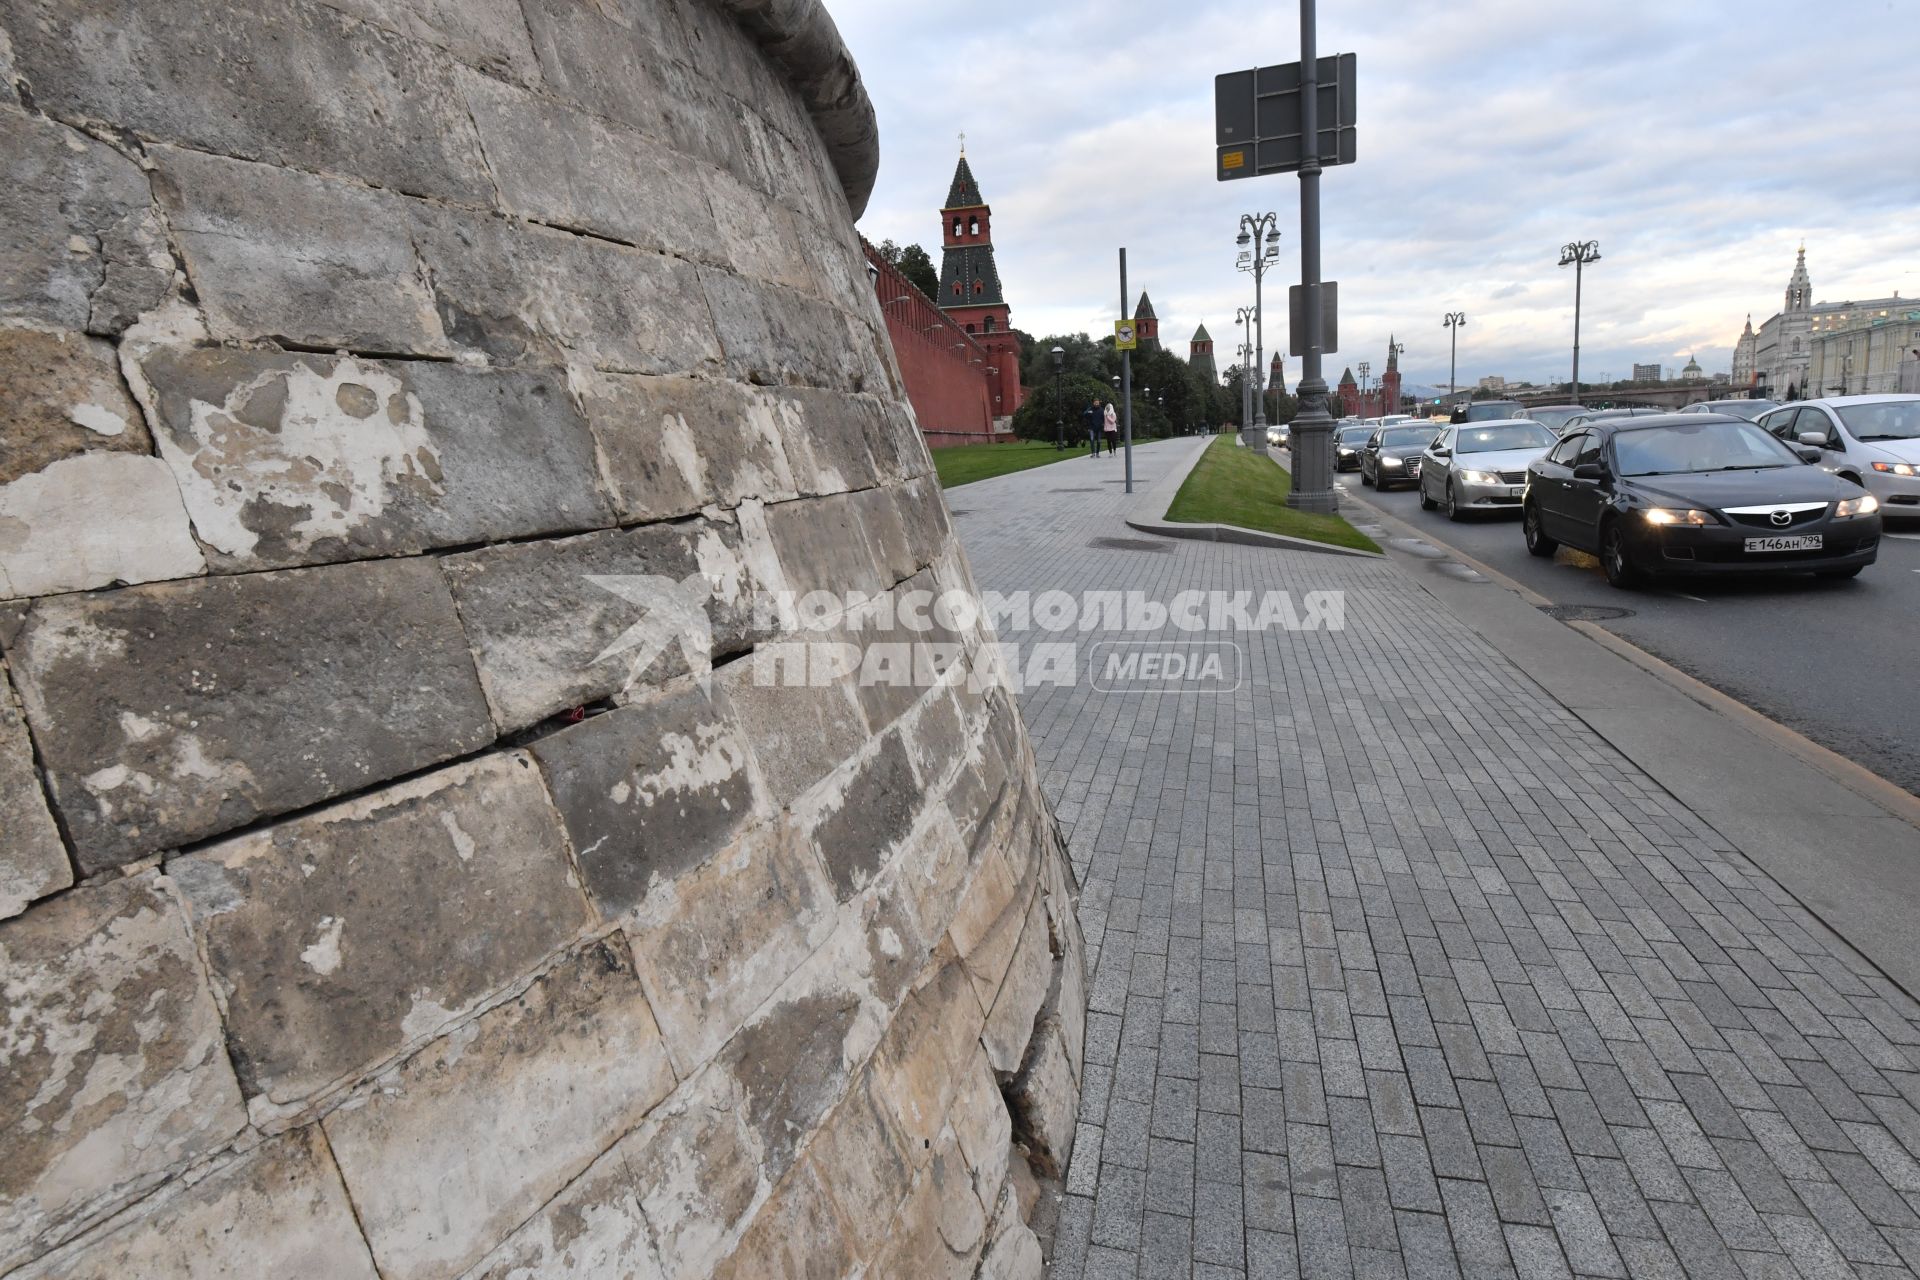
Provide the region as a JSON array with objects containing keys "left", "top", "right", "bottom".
[{"left": 834, "top": 0, "right": 1918, "bottom": 387}]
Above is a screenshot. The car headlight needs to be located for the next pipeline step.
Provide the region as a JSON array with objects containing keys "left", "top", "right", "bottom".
[
  {"left": 1459, "top": 469, "right": 1499, "bottom": 485},
  {"left": 1337, "top": 447, "right": 1354, "bottom": 456},
  {"left": 1382, "top": 456, "right": 1404, "bottom": 469},
  {"left": 1870, "top": 461, "right": 1920, "bottom": 477},
  {"left": 1643, "top": 508, "right": 1712, "bottom": 526},
  {"left": 1836, "top": 494, "right": 1881, "bottom": 517}
]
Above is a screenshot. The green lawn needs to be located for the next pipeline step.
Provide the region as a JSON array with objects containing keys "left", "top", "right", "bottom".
[
  {"left": 933, "top": 438, "right": 1086, "bottom": 489},
  {"left": 1165, "top": 435, "right": 1380, "bottom": 553}
]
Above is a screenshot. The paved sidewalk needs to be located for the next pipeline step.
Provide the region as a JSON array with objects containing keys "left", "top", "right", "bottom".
[{"left": 951, "top": 438, "right": 1920, "bottom": 1280}]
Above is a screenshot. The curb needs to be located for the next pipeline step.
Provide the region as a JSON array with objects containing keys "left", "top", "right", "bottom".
[{"left": 1123, "top": 438, "right": 1387, "bottom": 559}]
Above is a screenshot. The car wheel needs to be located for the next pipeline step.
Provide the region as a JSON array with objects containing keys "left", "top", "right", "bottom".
[
  {"left": 1816, "top": 565, "right": 1864, "bottom": 580},
  {"left": 1360, "top": 463, "right": 1374, "bottom": 487},
  {"left": 1600, "top": 521, "right": 1642, "bottom": 589},
  {"left": 1444, "top": 481, "right": 1465, "bottom": 522},
  {"left": 1419, "top": 477, "right": 1436, "bottom": 510},
  {"left": 1523, "top": 500, "right": 1558, "bottom": 556}
]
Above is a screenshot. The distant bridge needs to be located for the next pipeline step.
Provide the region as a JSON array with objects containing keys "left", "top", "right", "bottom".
[{"left": 1510, "top": 383, "right": 1749, "bottom": 410}]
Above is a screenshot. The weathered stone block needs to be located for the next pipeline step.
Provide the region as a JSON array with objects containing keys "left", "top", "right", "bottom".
[
  {"left": 150, "top": 147, "right": 449, "bottom": 356},
  {"left": 0, "top": 328, "right": 151, "bottom": 487},
  {"left": 445, "top": 515, "right": 771, "bottom": 732},
  {"left": 12, "top": 1128, "right": 379, "bottom": 1280},
  {"left": 982, "top": 892, "right": 1052, "bottom": 1076},
  {"left": 513, "top": 223, "right": 725, "bottom": 376},
  {"left": 11, "top": 557, "right": 495, "bottom": 870},
  {"left": 868, "top": 958, "right": 988, "bottom": 1162},
  {"left": 0, "top": 451, "right": 204, "bottom": 601},
  {"left": 5, "top": 0, "right": 492, "bottom": 201},
  {"left": 765, "top": 491, "right": 888, "bottom": 602},
  {"left": 807, "top": 1070, "right": 915, "bottom": 1236},
  {"left": 581, "top": 373, "right": 803, "bottom": 522},
  {"left": 949, "top": 1047, "right": 1014, "bottom": 1212},
  {"left": 767, "top": 387, "right": 883, "bottom": 496},
  {"left": 715, "top": 658, "right": 867, "bottom": 809},
  {"left": 703, "top": 165, "right": 823, "bottom": 297},
  {"left": 891, "top": 808, "right": 974, "bottom": 950},
  {"left": 622, "top": 1066, "right": 766, "bottom": 1280},
  {"left": 623, "top": 820, "right": 834, "bottom": 1075},
  {"left": 867, "top": 1127, "right": 987, "bottom": 1280},
  {"left": 141, "top": 347, "right": 612, "bottom": 572},
  {"left": 0, "top": 668, "right": 67, "bottom": 919},
  {"left": 323, "top": 940, "right": 676, "bottom": 1280},
  {"left": 315, "top": 0, "right": 540, "bottom": 82},
  {"left": 0, "top": 872, "right": 246, "bottom": 1269},
  {"left": 0, "top": 107, "right": 168, "bottom": 333},
  {"left": 797, "top": 727, "right": 923, "bottom": 901},
  {"left": 945, "top": 844, "right": 1030, "bottom": 1014},
  {"left": 975, "top": 1184, "right": 1046, "bottom": 1280},
  {"left": 709, "top": 1158, "right": 855, "bottom": 1280},
  {"left": 529, "top": 683, "right": 765, "bottom": 917},
  {"left": 169, "top": 753, "right": 590, "bottom": 1111},
  {"left": 459, "top": 1142, "right": 666, "bottom": 1280},
  {"left": 1007, "top": 1022, "right": 1079, "bottom": 1179},
  {"left": 700, "top": 269, "right": 868, "bottom": 390},
  {"left": 463, "top": 72, "right": 723, "bottom": 263}
]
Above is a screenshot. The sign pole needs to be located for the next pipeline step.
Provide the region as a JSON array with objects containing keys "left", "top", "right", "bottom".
[
  {"left": 1120, "top": 248, "right": 1134, "bottom": 494},
  {"left": 1286, "top": 0, "right": 1337, "bottom": 513}
]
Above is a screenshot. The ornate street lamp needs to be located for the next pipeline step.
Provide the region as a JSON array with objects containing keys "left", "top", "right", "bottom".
[
  {"left": 1236, "top": 213, "right": 1282, "bottom": 446},
  {"left": 1558, "top": 240, "right": 1601, "bottom": 402},
  {"left": 1443, "top": 312, "right": 1466, "bottom": 407}
]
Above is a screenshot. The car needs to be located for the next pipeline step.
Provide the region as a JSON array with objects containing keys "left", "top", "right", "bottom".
[
  {"left": 1521, "top": 404, "right": 1588, "bottom": 434},
  {"left": 1757, "top": 395, "right": 1920, "bottom": 516},
  {"left": 1679, "top": 398, "right": 1779, "bottom": 422},
  {"left": 1266, "top": 424, "right": 1289, "bottom": 448},
  {"left": 1451, "top": 399, "right": 1525, "bottom": 424},
  {"left": 1417, "top": 419, "right": 1558, "bottom": 519},
  {"left": 1359, "top": 424, "right": 1438, "bottom": 490},
  {"left": 1559, "top": 406, "right": 1663, "bottom": 432},
  {"left": 1522, "top": 414, "right": 1881, "bottom": 588},
  {"left": 1333, "top": 423, "right": 1374, "bottom": 471}
]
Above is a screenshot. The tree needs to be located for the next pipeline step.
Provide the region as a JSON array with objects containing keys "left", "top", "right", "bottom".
[{"left": 874, "top": 239, "right": 939, "bottom": 300}]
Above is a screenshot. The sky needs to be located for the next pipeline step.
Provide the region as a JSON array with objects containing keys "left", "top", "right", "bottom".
[{"left": 831, "top": 0, "right": 1920, "bottom": 391}]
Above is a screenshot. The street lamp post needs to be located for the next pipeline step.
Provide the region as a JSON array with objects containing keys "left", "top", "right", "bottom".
[
  {"left": 1358, "top": 360, "right": 1371, "bottom": 412},
  {"left": 1235, "top": 306, "right": 1257, "bottom": 434},
  {"left": 1051, "top": 345, "right": 1066, "bottom": 450},
  {"left": 1443, "top": 312, "right": 1466, "bottom": 408},
  {"left": 1559, "top": 240, "right": 1601, "bottom": 403},
  {"left": 1237, "top": 213, "right": 1281, "bottom": 448},
  {"left": 1390, "top": 340, "right": 1405, "bottom": 412}
]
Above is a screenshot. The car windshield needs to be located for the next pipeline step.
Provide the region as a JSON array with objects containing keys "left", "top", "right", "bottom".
[
  {"left": 1708, "top": 400, "right": 1777, "bottom": 422},
  {"left": 1525, "top": 407, "right": 1585, "bottom": 430},
  {"left": 1835, "top": 401, "right": 1920, "bottom": 441},
  {"left": 1456, "top": 423, "right": 1555, "bottom": 452},
  {"left": 1337, "top": 426, "right": 1373, "bottom": 443},
  {"left": 1465, "top": 403, "right": 1522, "bottom": 421},
  {"left": 1612, "top": 421, "right": 1799, "bottom": 475},
  {"left": 1380, "top": 427, "right": 1433, "bottom": 448}
]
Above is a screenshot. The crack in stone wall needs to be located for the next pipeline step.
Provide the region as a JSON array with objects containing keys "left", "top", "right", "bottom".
[{"left": 0, "top": 1, "right": 1079, "bottom": 1275}]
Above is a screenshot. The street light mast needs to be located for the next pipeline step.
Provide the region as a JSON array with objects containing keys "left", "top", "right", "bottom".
[
  {"left": 1559, "top": 240, "right": 1601, "bottom": 402},
  {"left": 1050, "top": 345, "right": 1066, "bottom": 451},
  {"left": 1443, "top": 313, "right": 1466, "bottom": 408},
  {"left": 1236, "top": 213, "right": 1281, "bottom": 447}
]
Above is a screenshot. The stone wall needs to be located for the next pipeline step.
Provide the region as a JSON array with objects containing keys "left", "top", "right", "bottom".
[{"left": 0, "top": 1, "right": 1082, "bottom": 1276}]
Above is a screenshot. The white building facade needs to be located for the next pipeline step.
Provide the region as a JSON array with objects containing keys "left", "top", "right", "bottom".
[{"left": 1742, "top": 247, "right": 1920, "bottom": 397}]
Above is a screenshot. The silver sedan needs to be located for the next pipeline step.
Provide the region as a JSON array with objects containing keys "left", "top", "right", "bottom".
[{"left": 1418, "top": 420, "right": 1558, "bottom": 520}]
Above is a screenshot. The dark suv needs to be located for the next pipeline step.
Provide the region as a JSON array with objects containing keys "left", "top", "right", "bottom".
[{"left": 1451, "top": 400, "right": 1525, "bottom": 424}]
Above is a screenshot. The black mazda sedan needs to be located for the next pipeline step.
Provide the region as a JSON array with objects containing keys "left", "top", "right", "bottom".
[{"left": 1523, "top": 415, "right": 1882, "bottom": 588}]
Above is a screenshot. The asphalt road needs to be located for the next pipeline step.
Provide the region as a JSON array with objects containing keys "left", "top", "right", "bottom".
[{"left": 1324, "top": 458, "right": 1920, "bottom": 797}]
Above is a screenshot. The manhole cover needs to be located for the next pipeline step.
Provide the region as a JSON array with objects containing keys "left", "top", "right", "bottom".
[
  {"left": 1049, "top": 487, "right": 1105, "bottom": 493},
  {"left": 1540, "top": 604, "right": 1634, "bottom": 622},
  {"left": 1087, "top": 537, "right": 1172, "bottom": 553}
]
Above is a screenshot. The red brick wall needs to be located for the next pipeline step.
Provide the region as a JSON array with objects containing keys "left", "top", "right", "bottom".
[{"left": 864, "top": 242, "right": 1008, "bottom": 446}]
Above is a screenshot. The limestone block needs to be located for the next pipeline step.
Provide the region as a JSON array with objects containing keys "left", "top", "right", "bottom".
[
  {"left": 580, "top": 373, "right": 803, "bottom": 522},
  {"left": 0, "top": 668, "right": 67, "bottom": 919},
  {"left": 621, "top": 1066, "right": 767, "bottom": 1280},
  {"left": 848, "top": 485, "right": 923, "bottom": 585},
  {"left": 0, "top": 453, "right": 205, "bottom": 601},
  {"left": 892, "top": 473, "right": 954, "bottom": 567},
  {"left": 622, "top": 820, "right": 835, "bottom": 1076},
  {"left": 702, "top": 165, "right": 822, "bottom": 297},
  {"left": 868, "top": 958, "right": 987, "bottom": 1162},
  {"left": 142, "top": 348, "right": 611, "bottom": 572},
  {"left": 700, "top": 269, "right": 868, "bottom": 390},
  {"left": 1043, "top": 840, "right": 1087, "bottom": 1082},
  {"left": 322, "top": 940, "right": 676, "bottom": 1280},
  {"left": 0, "top": 872, "right": 246, "bottom": 1269},
  {"left": 1006, "top": 1022, "right": 1079, "bottom": 1179},
  {"left": 948, "top": 1048, "right": 1013, "bottom": 1212},
  {"left": 866, "top": 1127, "right": 987, "bottom": 1280},
  {"left": 982, "top": 892, "right": 1053, "bottom": 1076},
  {"left": 766, "top": 388, "right": 883, "bottom": 496},
  {"left": 459, "top": 1142, "right": 666, "bottom": 1280},
  {"left": 974, "top": 1185, "right": 1046, "bottom": 1280},
  {"left": 522, "top": 227, "right": 727, "bottom": 376},
  {"left": 765, "top": 491, "right": 888, "bottom": 603},
  {"left": 806, "top": 1070, "right": 914, "bottom": 1236},
  {"left": 169, "top": 753, "right": 590, "bottom": 1111},
  {"left": 795, "top": 728, "right": 923, "bottom": 901},
  {"left": 0, "top": 328, "right": 151, "bottom": 486},
  {"left": 5, "top": 0, "right": 491, "bottom": 201},
  {"left": 10, "top": 557, "right": 495, "bottom": 871},
  {"left": 0, "top": 107, "right": 169, "bottom": 333},
  {"left": 709, "top": 1158, "right": 855, "bottom": 1280},
  {"left": 714, "top": 659, "right": 867, "bottom": 810},
  {"left": 445, "top": 516, "right": 770, "bottom": 733},
  {"left": 529, "top": 685, "right": 765, "bottom": 917},
  {"left": 314, "top": 0, "right": 541, "bottom": 83},
  {"left": 150, "top": 148, "right": 449, "bottom": 356},
  {"left": 890, "top": 808, "right": 974, "bottom": 951},
  {"left": 13, "top": 1128, "right": 380, "bottom": 1280},
  {"left": 462, "top": 72, "right": 723, "bottom": 264},
  {"left": 945, "top": 846, "right": 1031, "bottom": 1015},
  {"left": 406, "top": 210, "right": 558, "bottom": 368}
]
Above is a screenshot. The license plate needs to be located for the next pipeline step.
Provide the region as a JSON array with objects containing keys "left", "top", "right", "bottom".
[
  {"left": 1745, "top": 535, "right": 1822, "bottom": 552},
  {"left": 1507, "top": 486, "right": 1525, "bottom": 498}
]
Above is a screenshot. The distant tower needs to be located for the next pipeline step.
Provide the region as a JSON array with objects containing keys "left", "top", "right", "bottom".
[
  {"left": 1336, "top": 366, "right": 1358, "bottom": 417},
  {"left": 1681, "top": 353, "right": 1703, "bottom": 381},
  {"left": 1786, "top": 244, "right": 1811, "bottom": 313},
  {"left": 1133, "top": 292, "right": 1159, "bottom": 351},
  {"left": 1188, "top": 324, "right": 1217, "bottom": 384},
  {"left": 1267, "top": 351, "right": 1286, "bottom": 397},
  {"left": 936, "top": 144, "right": 1024, "bottom": 414},
  {"left": 1380, "top": 336, "right": 1402, "bottom": 414},
  {"left": 1733, "top": 314, "right": 1757, "bottom": 387},
  {"left": 1780, "top": 245, "right": 1814, "bottom": 396}
]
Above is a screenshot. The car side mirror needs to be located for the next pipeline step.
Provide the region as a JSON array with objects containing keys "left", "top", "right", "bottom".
[
  {"left": 1796, "top": 431, "right": 1830, "bottom": 448},
  {"left": 1572, "top": 462, "right": 1606, "bottom": 481},
  {"left": 1795, "top": 446, "right": 1822, "bottom": 464},
  {"left": 1431, "top": 447, "right": 1450, "bottom": 458}
]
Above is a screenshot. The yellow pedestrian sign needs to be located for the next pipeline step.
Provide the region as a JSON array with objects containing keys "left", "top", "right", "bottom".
[{"left": 1115, "top": 320, "right": 1138, "bottom": 351}]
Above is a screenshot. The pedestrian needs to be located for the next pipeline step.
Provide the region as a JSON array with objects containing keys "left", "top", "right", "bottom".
[
  {"left": 1102, "top": 401, "right": 1119, "bottom": 456},
  {"left": 1082, "top": 399, "right": 1103, "bottom": 456}
]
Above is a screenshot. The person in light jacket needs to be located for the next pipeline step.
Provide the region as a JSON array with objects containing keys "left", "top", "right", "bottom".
[{"left": 1102, "top": 401, "right": 1119, "bottom": 455}]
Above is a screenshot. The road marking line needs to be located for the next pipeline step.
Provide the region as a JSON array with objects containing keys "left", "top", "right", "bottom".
[
  {"left": 1886, "top": 532, "right": 1920, "bottom": 541},
  {"left": 1669, "top": 591, "right": 1707, "bottom": 603}
]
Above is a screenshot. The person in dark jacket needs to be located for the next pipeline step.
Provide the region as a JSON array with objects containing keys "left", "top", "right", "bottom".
[{"left": 1082, "top": 400, "right": 1104, "bottom": 455}]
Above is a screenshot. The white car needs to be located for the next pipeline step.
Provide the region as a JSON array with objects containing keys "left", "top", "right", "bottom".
[
  {"left": 1417, "top": 419, "right": 1558, "bottom": 520},
  {"left": 1758, "top": 395, "right": 1920, "bottom": 515}
]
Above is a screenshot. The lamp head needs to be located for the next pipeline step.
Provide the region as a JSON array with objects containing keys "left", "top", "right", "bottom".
[{"left": 1236, "top": 228, "right": 1251, "bottom": 248}]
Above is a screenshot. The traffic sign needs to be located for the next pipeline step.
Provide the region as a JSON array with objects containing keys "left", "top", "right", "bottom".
[
  {"left": 1115, "top": 320, "right": 1138, "bottom": 351},
  {"left": 1215, "top": 55, "right": 1356, "bottom": 180},
  {"left": 1290, "top": 282, "right": 1338, "bottom": 357}
]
